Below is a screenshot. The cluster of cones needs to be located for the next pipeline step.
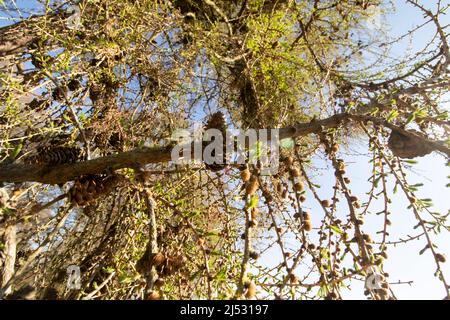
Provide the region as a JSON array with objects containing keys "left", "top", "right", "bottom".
[
  {"left": 27, "top": 145, "right": 81, "bottom": 165},
  {"left": 136, "top": 250, "right": 186, "bottom": 279},
  {"left": 203, "top": 111, "right": 228, "bottom": 171},
  {"left": 68, "top": 174, "right": 121, "bottom": 206}
]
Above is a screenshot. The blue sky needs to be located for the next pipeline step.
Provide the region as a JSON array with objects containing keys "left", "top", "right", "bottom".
[{"left": 308, "top": 1, "right": 450, "bottom": 299}]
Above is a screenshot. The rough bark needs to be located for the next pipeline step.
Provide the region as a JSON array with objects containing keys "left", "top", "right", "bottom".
[{"left": 0, "top": 224, "right": 17, "bottom": 296}]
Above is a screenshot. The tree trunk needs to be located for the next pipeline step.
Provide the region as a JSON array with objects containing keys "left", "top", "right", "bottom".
[{"left": 0, "top": 224, "right": 17, "bottom": 296}]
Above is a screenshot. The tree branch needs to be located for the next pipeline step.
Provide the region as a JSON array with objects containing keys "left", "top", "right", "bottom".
[
  {"left": 0, "top": 224, "right": 17, "bottom": 296},
  {"left": 0, "top": 114, "right": 448, "bottom": 184}
]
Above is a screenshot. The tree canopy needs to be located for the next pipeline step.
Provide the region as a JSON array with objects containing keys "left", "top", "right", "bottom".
[{"left": 0, "top": 0, "right": 449, "bottom": 300}]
